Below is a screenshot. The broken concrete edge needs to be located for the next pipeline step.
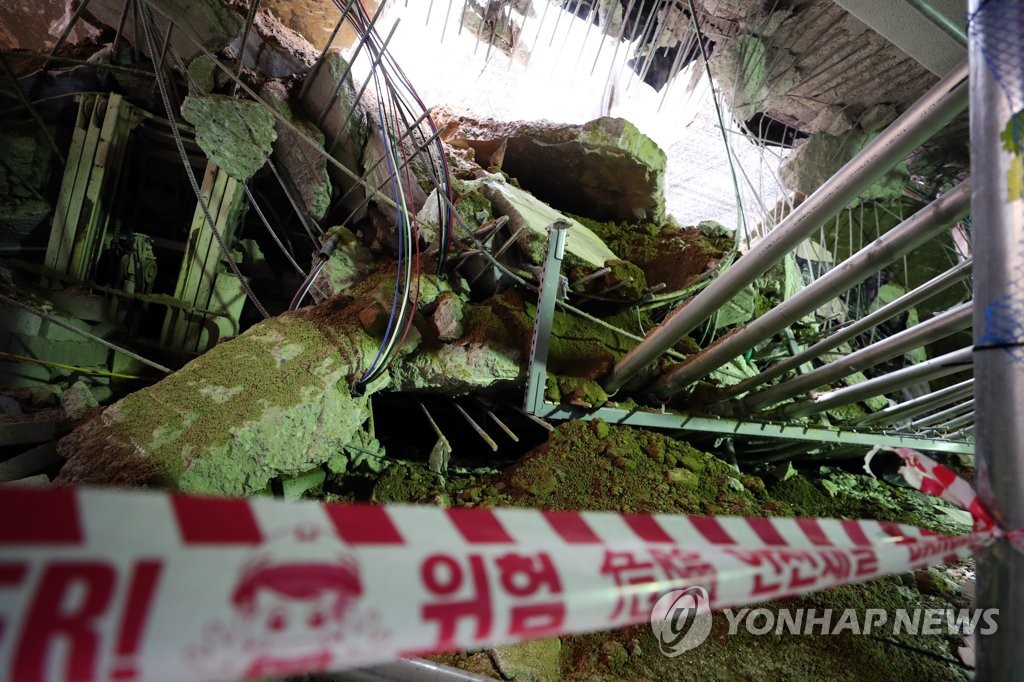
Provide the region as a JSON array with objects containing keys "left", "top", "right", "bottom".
[
  {"left": 437, "top": 111, "right": 667, "bottom": 224},
  {"left": 181, "top": 95, "right": 278, "bottom": 181},
  {"left": 261, "top": 81, "right": 333, "bottom": 220},
  {"left": 299, "top": 49, "right": 370, "bottom": 219},
  {"left": 475, "top": 174, "right": 619, "bottom": 268},
  {"left": 53, "top": 268, "right": 524, "bottom": 496}
]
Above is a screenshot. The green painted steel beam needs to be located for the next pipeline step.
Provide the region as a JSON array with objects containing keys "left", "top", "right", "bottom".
[
  {"left": 524, "top": 220, "right": 570, "bottom": 414},
  {"left": 533, "top": 403, "right": 974, "bottom": 455}
]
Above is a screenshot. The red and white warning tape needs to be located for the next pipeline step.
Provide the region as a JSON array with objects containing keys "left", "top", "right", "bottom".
[{"left": 0, "top": 449, "right": 1014, "bottom": 681}]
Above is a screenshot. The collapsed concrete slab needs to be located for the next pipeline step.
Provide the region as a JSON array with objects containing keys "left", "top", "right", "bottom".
[
  {"left": 476, "top": 175, "right": 619, "bottom": 268},
  {"left": 234, "top": 10, "right": 318, "bottom": 80},
  {"left": 56, "top": 311, "right": 377, "bottom": 495},
  {"left": 53, "top": 270, "right": 523, "bottom": 495},
  {"left": 85, "top": 0, "right": 243, "bottom": 62},
  {"left": 440, "top": 114, "right": 666, "bottom": 224}
]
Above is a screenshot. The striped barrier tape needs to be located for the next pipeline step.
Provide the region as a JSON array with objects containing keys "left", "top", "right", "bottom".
[{"left": 0, "top": 449, "right": 1013, "bottom": 681}]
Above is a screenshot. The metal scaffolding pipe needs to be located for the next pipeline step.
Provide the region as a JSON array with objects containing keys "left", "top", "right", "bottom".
[
  {"left": 949, "top": 427, "right": 975, "bottom": 441},
  {"left": 743, "top": 301, "right": 973, "bottom": 412},
  {"left": 854, "top": 378, "right": 974, "bottom": 426},
  {"left": 905, "top": 0, "right": 969, "bottom": 47},
  {"left": 782, "top": 346, "right": 973, "bottom": 418},
  {"left": 907, "top": 398, "right": 975, "bottom": 429},
  {"left": 969, "top": 0, "right": 1024, "bottom": 676},
  {"left": 925, "top": 411, "right": 974, "bottom": 433},
  {"left": 602, "top": 59, "right": 969, "bottom": 393},
  {"left": 720, "top": 259, "right": 973, "bottom": 399},
  {"left": 649, "top": 181, "right": 971, "bottom": 401}
]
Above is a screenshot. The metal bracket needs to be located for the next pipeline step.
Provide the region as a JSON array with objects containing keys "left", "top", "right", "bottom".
[{"left": 523, "top": 220, "right": 570, "bottom": 415}]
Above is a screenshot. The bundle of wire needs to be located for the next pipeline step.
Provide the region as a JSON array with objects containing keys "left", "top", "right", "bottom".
[{"left": 334, "top": 0, "right": 454, "bottom": 386}]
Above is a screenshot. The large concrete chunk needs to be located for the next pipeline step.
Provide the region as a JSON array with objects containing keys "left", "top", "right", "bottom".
[
  {"left": 477, "top": 175, "right": 618, "bottom": 268},
  {"left": 85, "top": 0, "right": 242, "bottom": 62},
  {"left": 710, "top": 36, "right": 775, "bottom": 123},
  {"left": 491, "top": 639, "right": 562, "bottom": 682},
  {"left": 300, "top": 50, "right": 369, "bottom": 218},
  {"left": 262, "top": 82, "right": 332, "bottom": 220},
  {"left": 441, "top": 114, "right": 666, "bottom": 224},
  {"left": 235, "top": 10, "right": 318, "bottom": 79},
  {"left": 181, "top": 95, "right": 277, "bottom": 180},
  {"left": 56, "top": 313, "right": 379, "bottom": 496},
  {"left": 53, "top": 272, "right": 528, "bottom": 494}
]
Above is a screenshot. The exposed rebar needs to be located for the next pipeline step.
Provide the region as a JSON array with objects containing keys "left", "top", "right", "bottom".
[{"left": 453, "top": 402, "right": 498, "bottom": 451}]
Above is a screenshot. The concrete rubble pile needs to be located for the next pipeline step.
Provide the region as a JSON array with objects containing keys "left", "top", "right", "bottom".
[{"left": 0, "top": 2, "right": 977, "bottom": 678}]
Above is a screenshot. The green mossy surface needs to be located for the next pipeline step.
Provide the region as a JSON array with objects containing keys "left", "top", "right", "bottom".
[
  {"left": 192, "top": 0, "right": 244, "bottom": 53},
  {"left": 466, "top": 421, "right": 760, "bottom": 516},
  {"left": 58, "top": 312, "right": 377, "bottom": 495},
  {"left": 547, "top": 376, "right": 609, "bottom": 408},
  {"left": 570, "top": 214, "right": 733, "bottom": 295},
  {"left": 769, "top": 468, "right": 969, "bottom": 535},
  {"left": 57, "top": 268, "right": 405, "bottom": 495},
  {"left": 371, "top": 462, "right": 446, "bottom": 505},
  {"left": 490, "top": 638, "right": 562, "bottom": 682},
  {"left": 455, "top": 189, "right": 492, "bottom": 226},
  {"left": 186, "top": 55, "right": 219, "bottom": 94},
  {"left": 347, "top": 421, "right": 758, "bottom": 517},
  {"left": 601, "top": 258, "right": 648, "bottom": 299},
  {"left": 181, "top": 95, "right": 277, "bottom": 180},
  {"left": 475, "top": 289, "right": 642, "bottom": 380},
  {"left": 579, "top": 118, "right": 666, "bottom": 179},
  {"left": 415, "top": 421, "right": 970, "bottom": 681},
  {"left": 282, "top": 467, "right": 327, "bottom": 501},
  {"left": 477, "top": 176, "right": 618, "bottom": 268}
]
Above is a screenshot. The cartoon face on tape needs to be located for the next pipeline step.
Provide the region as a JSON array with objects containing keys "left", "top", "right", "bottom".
[{"left": 185, "top": 524, "right": 388, "bottom": 678}]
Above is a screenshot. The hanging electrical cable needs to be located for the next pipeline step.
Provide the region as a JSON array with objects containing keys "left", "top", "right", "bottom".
[
  {"left": 330, "top": 0, "right": 453, "bottom": 273},
  {"left": 312, "top": 0, "right": 453, "bottom": 386},
  {"left": 288, "top": 230, "right": 344, "bottom": 311}
]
